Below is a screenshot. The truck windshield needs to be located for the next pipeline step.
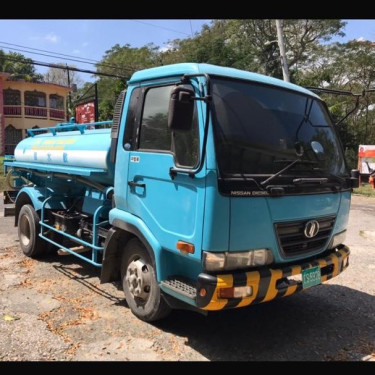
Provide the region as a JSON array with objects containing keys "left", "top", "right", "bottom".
[{"left": 210, "top": 78, "right": 347, "bottom": 181}]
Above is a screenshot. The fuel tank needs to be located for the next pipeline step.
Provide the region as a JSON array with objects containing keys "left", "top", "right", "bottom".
[{"left": 14, "top": 128, "right": 114, "bottom": 186}]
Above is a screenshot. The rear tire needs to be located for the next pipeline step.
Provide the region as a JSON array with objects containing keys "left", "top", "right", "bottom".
[
  {"left": 18, "top": 204, "right": 48, "bottom": 258},
  {"left": 121, "top": 238, "right": 171, "bottom": 322}
]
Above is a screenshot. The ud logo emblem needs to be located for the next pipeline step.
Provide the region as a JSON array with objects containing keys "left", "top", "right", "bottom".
[{"left": 304, "top": 220, "right": 320, "bottom": 238}]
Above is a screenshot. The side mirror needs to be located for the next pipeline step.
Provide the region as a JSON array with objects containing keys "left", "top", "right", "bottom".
[
  {"left": 168, "top": 86, "right": 194, "bottom": 131},
  {"left": 350, "top": 169, "right": 360, "bottom": 188}
]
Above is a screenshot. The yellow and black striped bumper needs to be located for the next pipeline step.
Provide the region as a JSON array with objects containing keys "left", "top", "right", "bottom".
[{"left": 196, "top": 246, "right": 350, "bottom": 311}]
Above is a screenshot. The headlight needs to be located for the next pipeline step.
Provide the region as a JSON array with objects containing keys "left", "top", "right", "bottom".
[
  {"left": 203, "top": 249, "right": 274, "bottom": 272},
  {"left": 328, "top": 230, "right": 346, "bottom": 249}
]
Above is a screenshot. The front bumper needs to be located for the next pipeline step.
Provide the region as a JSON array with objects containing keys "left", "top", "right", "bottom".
[{"left": 196, "top": 246, "right": 350, "bottom": 311}]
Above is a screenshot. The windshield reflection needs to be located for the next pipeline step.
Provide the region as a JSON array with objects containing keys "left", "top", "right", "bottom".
[{"left": 211, "top": 78, "right": 347, "bottom": 179}]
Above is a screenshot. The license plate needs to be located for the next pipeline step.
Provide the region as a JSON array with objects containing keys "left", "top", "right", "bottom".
[{"left": 302, "top": 266, "right": 321, "bottom": 289}]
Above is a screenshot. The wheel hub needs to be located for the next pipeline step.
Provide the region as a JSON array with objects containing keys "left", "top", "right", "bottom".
[{"left": 126, "top": 258, "right": 151, "bottom": 301}]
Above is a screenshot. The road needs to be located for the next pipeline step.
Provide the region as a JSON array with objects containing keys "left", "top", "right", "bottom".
[{"left": 0, "top": 194, "right": 374, "bottom": 361}]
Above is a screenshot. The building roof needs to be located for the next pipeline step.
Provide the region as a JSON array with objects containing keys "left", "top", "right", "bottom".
[
  {"left": 0, "top": 72, "right": 71, "bottom": 92},
  {"left": 129, "top": 63, "right": 319, "bottom": 98}
]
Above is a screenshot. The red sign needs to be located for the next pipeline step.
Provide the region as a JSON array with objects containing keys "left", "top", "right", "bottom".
[
  {"left": 358, "top": 144, "right": 375, "bottom": 174},
  {"left": 75, "top": 101, "right": 95, "bottom": 124}
]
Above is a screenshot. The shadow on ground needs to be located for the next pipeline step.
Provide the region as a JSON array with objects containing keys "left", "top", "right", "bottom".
[
  {"left": 35, "top": 251, "right": 375, "bottom": 361},
  {"left": 37, "top": 251, "right": 125, "bottom": 305},
  {"left": 154, "top": 285, "right": 375, "bottom": 361}
]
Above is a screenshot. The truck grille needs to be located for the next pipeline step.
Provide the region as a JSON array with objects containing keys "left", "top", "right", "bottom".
[{"left": 274, "top": 216, "right": 335, "bottom": 257}]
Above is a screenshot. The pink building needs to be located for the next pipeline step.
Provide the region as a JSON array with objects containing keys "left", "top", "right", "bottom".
[{"left": 0, "top": 72, "right": 70, "bottom": 155}]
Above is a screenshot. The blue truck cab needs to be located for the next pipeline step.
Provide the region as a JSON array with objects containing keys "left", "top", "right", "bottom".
[{"left": 5, "top": 63, "right": 357, "bottom": 322}]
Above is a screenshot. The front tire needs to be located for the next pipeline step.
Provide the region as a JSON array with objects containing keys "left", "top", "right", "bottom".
[
  {"left": 18, "top": 204, "right": 48, "bottom": 258},
  {"left": 121, "top": 238, "right": 171, "bottom": 322}
]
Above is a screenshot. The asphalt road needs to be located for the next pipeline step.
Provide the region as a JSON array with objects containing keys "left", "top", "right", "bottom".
[{"left": 0, "top": 193, "right": 374, "bottom": 361}]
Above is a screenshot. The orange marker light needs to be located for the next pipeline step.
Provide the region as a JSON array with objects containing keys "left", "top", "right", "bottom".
[
  {"left": 177, "top": 241, "right": 195, "bottom": 254},
  {"left": 199, "top": 288, "right": 207, "bottom": 297}
]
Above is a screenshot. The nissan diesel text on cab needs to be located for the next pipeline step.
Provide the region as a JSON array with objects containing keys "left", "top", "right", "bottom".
[{"left": 5, "top": 63, "right": 358, "bottom": 322}]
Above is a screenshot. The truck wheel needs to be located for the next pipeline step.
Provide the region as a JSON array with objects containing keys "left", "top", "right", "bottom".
[
  {"left": 121, "top": 238, "right": 171, "bottom": 322},
  {"left": 18, "top": 204, "right": 48, "bottom": 258}
]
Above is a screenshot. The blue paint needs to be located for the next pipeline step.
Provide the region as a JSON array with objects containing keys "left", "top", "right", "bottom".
[
  {"left": 202, "top": 170, "right": 229, "bottom": 251},
  {"left": 109, "top": 207, "right": 165, "bottom": 281},
  {"left": 130, "top": 63, "right": 319, "bottom": 99},
  {"left": 82, "top": 188, "right": 111, "bottom": 216},
  {"left": 229, "top": 193, "right": 351, "bottom": 263}
]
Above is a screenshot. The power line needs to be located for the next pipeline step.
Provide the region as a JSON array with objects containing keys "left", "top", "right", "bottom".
[
  {"left": 0, "top": 21, "right": 203, "bottom": 75},
  {"left": 189, "top": 20, "right": 194, "bottom": 38},
  {"left": 0, "top": 41, "right": 101, "bottom": 64},
  {"left": 1, "top": 55, "right": 128, "bottom": 79},
  {"left": 0, "top": 44, "right": 106, "bottom": 67},
  {"left": 0, "top": 43, "right": 132, "bottom": 72},
  {"left": 132, "top": 20, "right": 190, "bottom": 37}
]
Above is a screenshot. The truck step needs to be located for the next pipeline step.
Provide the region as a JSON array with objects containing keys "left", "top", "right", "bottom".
[
  {"left": 161, "top": 277, "right": 197, "bottom": 299},
  {"left": 3, "top": 205, "right": 15, "bottom": 217}
]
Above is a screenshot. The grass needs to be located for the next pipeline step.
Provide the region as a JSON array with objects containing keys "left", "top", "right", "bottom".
[{"left": 353, "top": 183, "right": 375, "bottom": 198}]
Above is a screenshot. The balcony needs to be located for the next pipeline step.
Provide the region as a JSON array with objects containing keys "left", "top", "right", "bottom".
[
  {"left": 3, "top": 105, "right": 22, "bottom": 117},
  {"left": 24, "top": 106, "right": 48, "bottom": 118},
  {"left": 3, "top": 105, "right": 66, "bottom": 121},
  {"left": 49, "top": 108, "right": 65, "bottom": 120}
]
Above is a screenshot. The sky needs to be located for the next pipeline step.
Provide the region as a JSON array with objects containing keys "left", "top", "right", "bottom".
[{"left": 0, "top": 19, "right": 374, "bottom": 83}]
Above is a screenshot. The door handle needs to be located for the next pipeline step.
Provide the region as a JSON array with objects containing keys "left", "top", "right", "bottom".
[{"left": 128, "top": 181, "right": 146, "bottom": 188}]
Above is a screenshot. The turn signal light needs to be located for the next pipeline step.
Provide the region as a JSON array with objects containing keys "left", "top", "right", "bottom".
[{"left": 177, "top": 241, "right": 195, "bottom": 254}]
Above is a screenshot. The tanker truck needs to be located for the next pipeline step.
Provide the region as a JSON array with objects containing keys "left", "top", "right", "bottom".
[{"left": 4, "top": 63, "right": 359, "bottom": 322}]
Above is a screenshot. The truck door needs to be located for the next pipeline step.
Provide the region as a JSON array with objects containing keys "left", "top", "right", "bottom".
[{"left": 125, "top": 83, "right": 205, "bottom": 262}]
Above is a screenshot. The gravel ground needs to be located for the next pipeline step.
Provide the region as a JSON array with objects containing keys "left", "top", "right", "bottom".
[{"left": 0, "top": 193, "right": 374, "bottom": 361}]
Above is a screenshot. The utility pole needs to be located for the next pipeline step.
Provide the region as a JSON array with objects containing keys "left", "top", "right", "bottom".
[
  {"left": 94, "top": 83, "right": 99, "bottom": 122},
  {"left": 275, "top": 19, "right": 290, "bottom": 83},
  {"left": 66, "top": 64, "right": 72, "bottom": 120}
]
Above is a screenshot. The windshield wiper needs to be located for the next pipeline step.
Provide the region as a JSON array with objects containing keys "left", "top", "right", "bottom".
[
  {"left": 312, "top": 169, "right": 348, "bottom": 187},
  {"left": 293, "top": 178, "right": 328, "bottom": 185},
  {"left": 273, "top": 159, "right": 317, "bottom": 165},
  {"left": 261, "top": 159, "right": 318, "bottom": 187}
]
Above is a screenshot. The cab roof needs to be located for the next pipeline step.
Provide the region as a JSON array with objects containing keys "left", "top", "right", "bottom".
[{"left": 128, "top": 63, "right": 319, "bottom": 98}]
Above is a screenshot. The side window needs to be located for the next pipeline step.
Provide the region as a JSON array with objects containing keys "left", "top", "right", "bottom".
[
  {"left": 138, "top": 85, "right": 200, "bottom": 168},
  {"left": 139, "top": 86, "right": 171, "bottom": 151},
  {"left": 123, "top": 88, "right": 141, "bottom": 150}
]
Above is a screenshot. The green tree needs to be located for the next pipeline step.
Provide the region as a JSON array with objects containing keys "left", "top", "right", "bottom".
[
  {"left": 95, "top": 43, "right": 160, "bottom": 119},
  {"left": 160, "top": 19, "right": 346, "bottom": 80},
  {"left": 0, "top": 50, "right": 43, "bottom": 81},
  {"left": 224, "top": 19, "right": 346, "bottom": 80},
  {"left": 300, "top": 40, "right": 375, "bottom": 169},
  {"left": 160, "top": 21, "right": 235, "bottom": 67}
]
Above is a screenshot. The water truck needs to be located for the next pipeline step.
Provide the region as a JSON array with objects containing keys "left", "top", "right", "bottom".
[{"left": 5, "top": 63, "right": 359, "bottom": 322}]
